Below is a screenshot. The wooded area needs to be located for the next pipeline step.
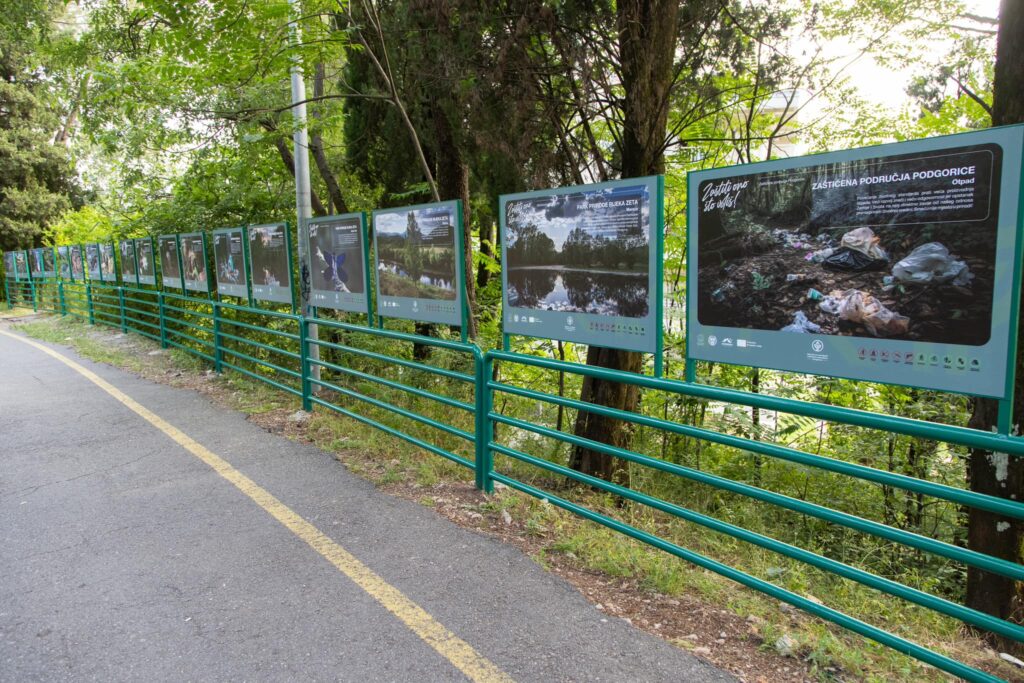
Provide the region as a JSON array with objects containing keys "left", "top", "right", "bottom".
[{"left": 1, "top": 0, "right": 1021, "bottom": 679}]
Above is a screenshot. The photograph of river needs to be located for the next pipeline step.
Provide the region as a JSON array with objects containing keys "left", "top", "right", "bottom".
[
  {"left": 504, "top": 183, "right": 651, "bottom": 317},
  {"left": 373, "top": 205, "right": 457, "bottom": 301}
]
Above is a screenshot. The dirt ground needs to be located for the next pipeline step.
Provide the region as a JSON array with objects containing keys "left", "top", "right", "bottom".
[{"left": 698, "top": 226, "right": 995, "bottom": 346}]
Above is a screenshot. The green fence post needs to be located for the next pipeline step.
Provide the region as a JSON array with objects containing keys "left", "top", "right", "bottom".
[
  {"left": 3, "top": 278, "right": 10, "bottom": 310},
  {"left": 299, "top": 317, "right": 312, "bottom": 412},
  {"left": 474, "top": 352, "right": 495, "bottom": 494},
  {"left": 117, "top": 287, "right": 127, "bottom": 333},
  {"left": 58, "top": 281, "right": 66, "bottom": 316},
  {"left": 213, "top": 301, "right": 223, "bottom": 373},
  {"left": 158, "top": 292, "right": 167, "bottom": 348},
  {"left": 29, "top": 279, "right": 37, "bottom": 312},
  {"left": 86, "top": 283, "right": 95, "bottom": 324}
]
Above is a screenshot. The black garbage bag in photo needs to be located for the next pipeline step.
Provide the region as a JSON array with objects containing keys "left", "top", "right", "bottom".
[{"left": 822, "top": 246, "right": 887, "bottom": 272}]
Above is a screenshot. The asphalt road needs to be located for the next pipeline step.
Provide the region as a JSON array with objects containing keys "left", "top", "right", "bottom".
[{"left": 0, "top": 323, "right": 735, "bottom": 683}]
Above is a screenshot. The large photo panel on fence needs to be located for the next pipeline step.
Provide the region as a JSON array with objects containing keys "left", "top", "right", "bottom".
[
  {"left": 308, "top": 213, "right": 369, "bottom": 314},
  {"left": 248, "top": 222, "right": 293, "bottom": 305},
  {"left": 372, "top": 200, "right": 462, "bottom": 326},
  {"left": 15, "top": 250, "right": 27, "bottom": 280},
  {"left": 688, "top": 125, "right": 1024, "bottom": 399},
  {"left": 85, "top": 243, "right": 100, "bottom": 280},
  {"left": 70, "top": 245, "right": 84, "bottom": 281},
  {"left": 500, "top": 176, "right": 663, "bottom": 354},
  {"left": 180, "top": 232, "right": 210, "bottom": 294},
  {"left": 3, "top": 251, "right": 14, "bottom": 279},
  {"left": 119, "top": 239, "right": 139, "bottom": 286},
  {"left": 135, "top": 238, "right": 155, "bottom": 285},
  {"left": 41, "top": 247, "right": 55, "bottom": 278},
  {"left": 30, "top": 248, "right": 43, "bottom": 277},
  {"left": 158, "top": 235, "right": 182, "bottom": 289},
  {"left": 57, "top": 246, "right": 70, "bottom": 280},
  {"left": 213, "top": 227, "right": 249, "bottom": 300},
  {"left": 99, "top": 242, "right": 118, "bottom": 283}
]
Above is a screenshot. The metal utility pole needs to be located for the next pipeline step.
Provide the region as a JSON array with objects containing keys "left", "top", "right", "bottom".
[{"left": 288, "top": 0, "right": 320, "bottom": 390}]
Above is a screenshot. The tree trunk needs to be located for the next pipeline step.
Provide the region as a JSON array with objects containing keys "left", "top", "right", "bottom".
[
  {"left": 965, "top": 0, "right": 1024, "bottom": 646},
  {"left": 311, "top": 63, "right": 349, "bottom": 214},
  {"left": 570, "top": 0, "right": 679, "bottom": 483}
]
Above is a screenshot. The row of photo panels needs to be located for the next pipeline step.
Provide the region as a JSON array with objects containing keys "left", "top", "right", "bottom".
[{"left": 1, "top": 202, "right": 468, "bottom": 323}]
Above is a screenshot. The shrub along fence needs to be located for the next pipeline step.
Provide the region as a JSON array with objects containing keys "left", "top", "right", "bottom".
[{"left": 4, "top": 276, "right": 1024, "bottom": 683}]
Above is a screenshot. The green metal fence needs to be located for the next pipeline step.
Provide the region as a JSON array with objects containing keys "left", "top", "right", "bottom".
[{"left": 5, "top": 284, "right": 1023, "bottom": 682}]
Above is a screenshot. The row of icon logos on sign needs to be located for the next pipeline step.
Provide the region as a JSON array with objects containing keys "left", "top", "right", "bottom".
[
  {"left": 704, "top": 333, "right": 980, "bottom": 370},
  {"left": 858, "top": 348, "right": 980, "bottom": 369}
]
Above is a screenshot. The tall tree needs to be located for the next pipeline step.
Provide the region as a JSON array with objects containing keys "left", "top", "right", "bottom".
[
  {"left": 965, "top": 0, "right": 1024, "bottom": 645},
  {"left": 0, "top": 0, "right": 79, "bottom": 250},
  {"left": 570, "top": 0, "right": 682, "bottom": 481}
]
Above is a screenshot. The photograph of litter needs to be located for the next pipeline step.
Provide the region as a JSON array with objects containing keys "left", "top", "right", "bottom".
[{"left": 696, "top": 144, "right": 1000, "bottom": 345}]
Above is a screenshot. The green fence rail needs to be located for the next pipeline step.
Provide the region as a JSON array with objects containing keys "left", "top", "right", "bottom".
[{"left": 5, "top": 281, "right": 1023, "bottom": 683}]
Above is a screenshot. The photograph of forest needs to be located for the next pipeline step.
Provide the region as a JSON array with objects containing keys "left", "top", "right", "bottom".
[
  {"left": 696, "top": 145, "right": 1000, "bottom": 345},
  {"left": 159, "top": 236, "right": 180, "bottom": 284},
  {"left": 505, "top": 185, "right": 650, "bottom": 318},
  {"left": 4, "top": 252, "right": 14, "bottom": 278},
  {"left": 374, "top": 206, "right": 456, "bottom": 301}
]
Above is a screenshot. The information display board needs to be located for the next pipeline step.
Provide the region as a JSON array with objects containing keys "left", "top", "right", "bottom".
[
  {"left": 248, "top": 223, "right": 293, "bottom": 305},
  {"left": 158, "top": 235, "right": 182, "bottom": 290},
  {"left": 212, "top": 227, "right": 249, "bottom": 300},
  {"left": 135, "top": 238, "right": 155, "bottom": 285},
  {"left": 3, "top": 251, "right": 14, "bottom": 279},
  {"left": 30, "top": 248, "right": 43, "bottom": 277},
  {"left": 307, "top": 213, "right": 370, "bottom": 314},
  {"left": 57, "top": 246, "right": 71, "bottom": 280},
  {"left": 70, "top": 245, "right": 84, "bottom": 281},
  {"left": 119, "top": 239, "right": 139, "bottom": 286},
  {"left": 99, "top": 242, "right": 118, "bottom": 282},
  {"left": 85, "top": 243, "right": 100, "bottom": 280},
  {"left": 180, "top": 232, "right": 210, "bottom": 294},
  {"left": 372, "top": 200, "right": 463, "bottom": 326},
  {"left": 500, "top": 176, "right": 663, "bottom": 354},
  {"left": 15, "top": 250, "right": 27, "bottom": 281},
  {"left": 41, "top": 247, "right": 56, "bottom": 278},
  {"left": 687, "top": 125, "right": 1024, "bottom": 399}
]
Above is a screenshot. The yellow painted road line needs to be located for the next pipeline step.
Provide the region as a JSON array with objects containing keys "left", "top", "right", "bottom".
[{"left": 0, "top": 328, "right": 514, "bottom": 683}]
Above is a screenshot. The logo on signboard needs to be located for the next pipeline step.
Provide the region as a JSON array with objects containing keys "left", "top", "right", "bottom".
[
  {"left": 708, "top": 335, "right": 718, "bottom": 347},
  {"left": 811, "top": 339, "right": 824, "bottom": 353}
]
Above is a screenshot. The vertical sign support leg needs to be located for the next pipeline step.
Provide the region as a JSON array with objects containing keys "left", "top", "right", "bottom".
[
  {"left": 118, "top": 287, "right": 127, "bottom": 333},
  {"left": 299, "top": 317, "right": 312, "bottom": 412},
  {"left": 158, "top": 292, "right": 168, "bottom": 349},
  {"left": 58, "top": 282, "right": 66, "bottom": 316},
  {"left": 213, "top": 301, "right": 223, "bottom": 373},
  {"left": 86, "top": 283, "right": 94, "bottom": 325},
  {"left": 475, "top": 353, "right": 495, "bottom": 494}
]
